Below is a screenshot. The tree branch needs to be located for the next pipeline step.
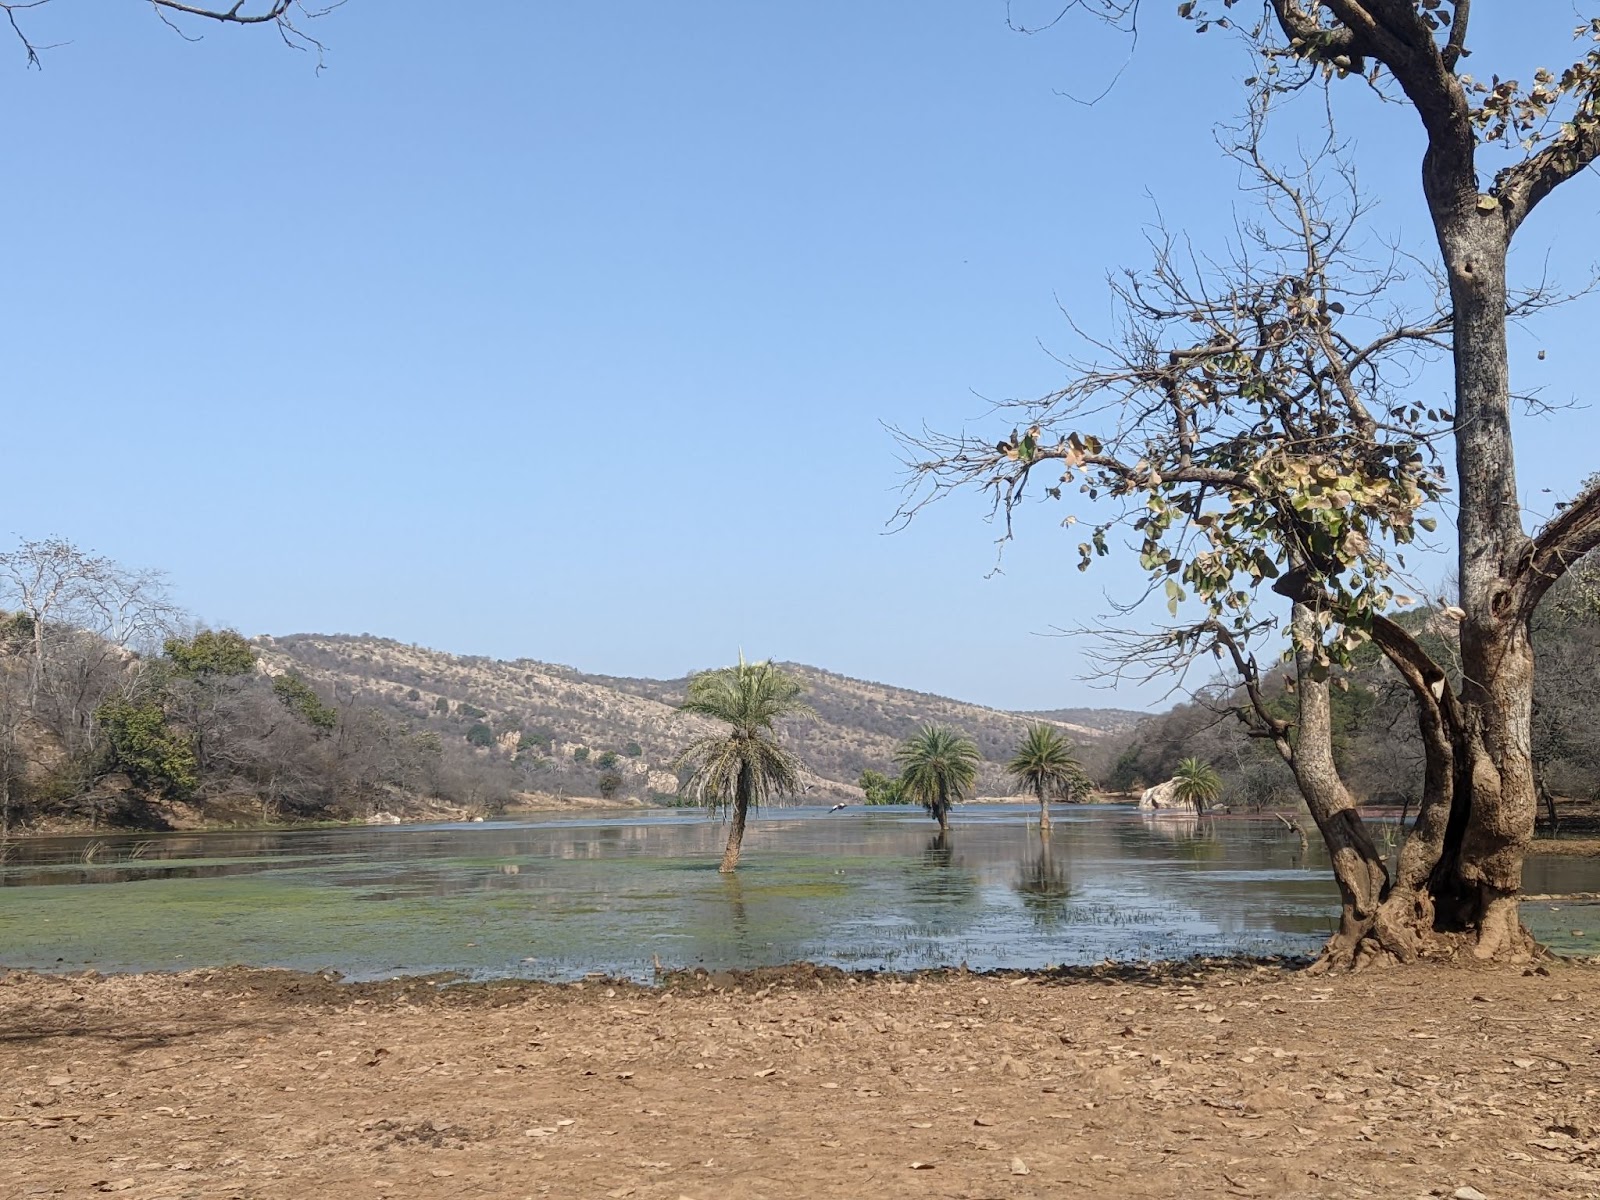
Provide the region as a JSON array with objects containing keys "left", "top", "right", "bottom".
[
  {"left": 150, "top": 0, "right": 297, "bottom": 23},
  {"left": 1517, "top": 477, "right": 1600, "bottom": 618},
  {"left": 1440, "top": 0, "right": 1469, "bottom": 73},
  {"left": 1496, "top": 116, "right": 1600, "bottom": 236}
]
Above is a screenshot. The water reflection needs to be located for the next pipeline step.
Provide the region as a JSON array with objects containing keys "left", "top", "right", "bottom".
[
  {"left": 1013, "top": 838, "right": 1072, "bottom": 926},
  {"left": 1, "top": 806, "right": 1593, "bottom": 981},
  {"left": 1140, "top": 810, "right": 1202, "bottom": 840}
]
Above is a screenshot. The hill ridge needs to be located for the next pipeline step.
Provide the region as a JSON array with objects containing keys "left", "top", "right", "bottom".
[{"left": 256, "top": 632, "right": 1138, "bottom": 799}]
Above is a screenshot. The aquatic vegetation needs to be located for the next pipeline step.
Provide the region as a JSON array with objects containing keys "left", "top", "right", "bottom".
[{"left": 1, "top": 807, "right": 1591, "bottom": 981}]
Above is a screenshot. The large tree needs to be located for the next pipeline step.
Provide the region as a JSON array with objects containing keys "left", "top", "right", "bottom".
[{"left": 901, "top": 2, "right": 1600, "bottom": 966}]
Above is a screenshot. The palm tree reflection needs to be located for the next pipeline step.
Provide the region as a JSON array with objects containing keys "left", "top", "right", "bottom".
[
  {"left": 908, "top": 831, "right": 978, "bottom": 911},
  {"left": 1013, "top": 839, "right": 1073, "bottom": 925}
]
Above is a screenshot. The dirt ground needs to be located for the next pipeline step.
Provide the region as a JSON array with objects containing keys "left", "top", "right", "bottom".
[{"left": 2, "top": 961, "right": 1598, "bottom": 1200}]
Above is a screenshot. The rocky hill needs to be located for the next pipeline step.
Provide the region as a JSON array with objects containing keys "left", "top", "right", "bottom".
[{"left": 255, "top": 634, "right": 1140, "bottom": 801}]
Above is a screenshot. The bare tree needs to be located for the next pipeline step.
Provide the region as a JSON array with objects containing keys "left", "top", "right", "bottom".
[{"left": 0, "top": 537, "right": 178, "bottom": 707}]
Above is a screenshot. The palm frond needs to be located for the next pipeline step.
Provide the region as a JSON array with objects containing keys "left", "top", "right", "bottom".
[
  {"left": 671, "top": 658, "right": 810, "bottom": 812},
  {"left": 1005, "top": 724, "right": 1092, "bottom": 802},
  {"left": 894, "top": 724, "right": 981, "bottom": 819}
]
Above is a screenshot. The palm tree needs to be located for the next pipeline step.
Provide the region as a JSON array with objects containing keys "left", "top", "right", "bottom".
[
  {"left": 673, "top": 657, "right": 812, "bottom": 872},
  {"left": 1005, "top": 724, "right": 1091, "bottom": 831},
  {"left": 894, "top": 725, "right": 980, "bottom": 832},
  {"left": 1171, "top": 757, "right": 1224, "bottom": 813}
]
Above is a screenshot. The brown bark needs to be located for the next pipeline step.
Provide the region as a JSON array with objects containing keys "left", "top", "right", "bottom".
[
  {"left": 719, "top": 797, "right": 748, "bottom": 874},
  {"left": 719, "top": 764, "right": 752, "bottom": 874},
  {"left": 1037, "top": 785, "right": 1051, "bottom": 831},
  {"left": 1286, "top": 607, "right": 1390, "bottom": 968}
]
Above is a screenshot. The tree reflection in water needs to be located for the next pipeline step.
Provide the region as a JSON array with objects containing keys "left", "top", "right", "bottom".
[
  {"left": 1013, "top": 838, "right": 1072, "bottom": 925},
  {"left": 907, "top": 830, "right": 979, "bottom": 912},
  {"left": 1140, "top": 811, "right": 1227, "bottom": 861},
  {"left": 720, "top": 869, "right": 749, "bottom": 936}
]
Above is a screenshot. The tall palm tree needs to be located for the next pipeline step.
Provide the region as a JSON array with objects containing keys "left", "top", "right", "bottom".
[
  {"left": 673, "top": 657, "right": 812, "bottom": 872},
  {"left": 1005, "top": 724, "right": 1091, "bottom": 830},
  {"left": 894, "top": 725, "right": 979, "bottom": 832},
  {"left": 1171, "top": 757, "right": 1224, "bottom": 813}
]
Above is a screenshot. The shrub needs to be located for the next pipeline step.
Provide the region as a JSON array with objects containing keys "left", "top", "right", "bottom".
[
  {"left": 623, "top": 741, "right": 643, "bottom": 757},
  {"left": 858, "top": 769, "right": 904, "bottom": 805},
  {"left": 273, "top": 673, "right": 338, "bottom": 732},
  {"left": 466, "top": 723, "right": 495, "bottom": 748},
  {"left": 96, "top": 699, "right": 199, "bottom": 798},
  {"left": 573, "top": 746, "right": 590, "bottom": 764},
  {"left": 596, "top": 750, "right": 620, "bottom": 770},
  {"left": 598, "top": 772, "right": 624, "bottom": 800},
  {"left": 164, "top": 629, "right": 255, "bottom": 677}
]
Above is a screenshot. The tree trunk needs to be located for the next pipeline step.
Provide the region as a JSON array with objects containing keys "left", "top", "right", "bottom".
[
  {"left": 1438, "top": 210, "right": 1538, "bottom": 960},
  {"left": 1037, "top": 784, "right": 1050, "bottom": 831},
  {"left": 719, "top": 798, "right": 747, "bottom": 872},
  {"left": 1288, "top": 606, "right": 1390, "bottom": 969},
  {"left": 1536, "top": 773, "right": 1559, "bottom": 836},
  {"left": 719, "top": 764, "right": 752, "bottom": 873}
]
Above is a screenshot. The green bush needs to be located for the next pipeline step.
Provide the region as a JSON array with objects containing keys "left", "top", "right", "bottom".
[
  {"left": 573, "top": 746, "right": 590, "bottom": 764},
  {"left": 598, "top": 771, "right": 624, "bottom": 800},
  {"left": 96, "top": 699, "right": 199, "bottom": 798},
  {"left": 858, "top": 769, "right": 904, "bottom": 805},
  {"left": 466, "top": 723, "right": 495, "bottom": 748},
  {"left": 596, "top": 750, "right": 620, "bottom": 770},
  {"left": 434, "top": 697, "right": 450, "bottom": 714},
  {"left": 623, "top": 741, "right": 643, "bottom": 758},
  {"left": 164, "top": 629, "right": 255, "bottom": 677}
]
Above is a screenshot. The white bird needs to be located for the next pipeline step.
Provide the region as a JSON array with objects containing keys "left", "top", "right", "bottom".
[{"left": 828, "top": 802, "right": 848, "bottom": 813}]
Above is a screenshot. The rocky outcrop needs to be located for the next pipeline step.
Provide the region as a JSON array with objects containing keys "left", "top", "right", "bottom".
[{"left": 1137, "top": 779, "right": 1192, "bottom": 811}]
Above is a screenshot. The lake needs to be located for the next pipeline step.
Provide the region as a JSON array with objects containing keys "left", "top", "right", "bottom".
[{"left": 1, "top": 805, "right": 1594, "bottom": 980}]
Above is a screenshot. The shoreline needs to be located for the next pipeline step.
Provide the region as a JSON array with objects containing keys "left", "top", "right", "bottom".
[{"left": 5, "top": 801, "right": 1599, "bottom": 861}]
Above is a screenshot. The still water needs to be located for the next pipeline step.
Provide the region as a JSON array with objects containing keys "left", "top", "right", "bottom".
[{"left": 1, "top": 805, "right": 1593, "bottom": 980}]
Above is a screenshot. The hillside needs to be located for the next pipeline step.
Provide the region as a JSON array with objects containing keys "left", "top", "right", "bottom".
[{"left": 256, "top": 634, "right": 1134, "bottom": 801}]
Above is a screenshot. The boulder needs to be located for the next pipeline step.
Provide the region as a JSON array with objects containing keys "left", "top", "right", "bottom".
[{"left": 1137, "top": 778, "right": 1193, "bottom": 811}]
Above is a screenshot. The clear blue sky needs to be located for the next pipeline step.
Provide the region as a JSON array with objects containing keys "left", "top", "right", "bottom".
[{"left": 2, "top": 2, "right": 1594, "bottom": 710}]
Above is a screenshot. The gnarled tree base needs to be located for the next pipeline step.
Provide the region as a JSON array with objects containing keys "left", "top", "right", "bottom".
[{"left": 1307, "top": 888, "right": 1545, "bottom": 974}]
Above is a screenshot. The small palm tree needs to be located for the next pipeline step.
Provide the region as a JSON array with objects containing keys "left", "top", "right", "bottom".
[
  {"left": 673, "top": 657, "right": 812, "bottom": 872},
  {"left": 1172, "top": 757, "right": 1224, "bottom": 812},
  {"left": 1005, "top": 724, "right": 1092, "bottom": 830},
  {"left": 895, "top": 725, "right": 980, "bottom": 832}
]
